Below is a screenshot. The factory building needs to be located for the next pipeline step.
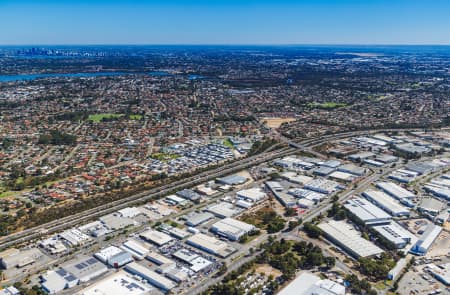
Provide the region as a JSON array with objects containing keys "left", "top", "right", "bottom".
[
  {"left": 210, "top": 218, "right": 255, "bottom": 241},
  {"left": 304, "top": 179, "right": 343, "bottom": 195},
  {"left": 278, "top": 272, "right": 346, "bottom": 295},
  {"left": 388, "top": 258, "right": 408, "bottom": 281},
  {"left": 318, "top": 220, "right": 384, "bottom": 258},
  {"left": 362, "top": 190, "right": 410, "bottom": 217},
  {"left": 337, "top": 163, "right": 366, "bottom": 176},
  {"left": 125, "top": 262, "right": 176, "bottom": 292},
  {"left": 206, "top": 202, "right": 241, "bottom": 218},
  {"left": 344, "top": 198, "right": 391, "bottom": 226},
  {"left": 410, "top": 224, "right": 442, "bottom": 256},
  {"left": 236, "top": 188, "right": 266, "bottom": 203},
  {"left": 184, "top": 212, "right": 214, "bottom": 227},
  {"left": 79, "top": 270, "right": 151, "bottom": 295},
  {"left": 94, "top": 246, "right": 133, "bottom": 268},
  {"left": 216, "top": 175, "right": 247, "bottom": 186},
  {"left": 172, "top": 248, "right": 213, "bottom": 272},
  {"left": 186, "top": 233, "right": 236, "bottom": 258},
  {"left": 139, "top": 229, "right": 174, "bottom": 246},
  {"left": 376, "top": 181, "right": 415, "bottom": 200},
  {"left": 372, "top": 222, "right": 415, "bottom": 249},
  {"left": 120, "top": 239, "right": 150, "bottom": 260},
  {"left": 0, "top": 248, "right": 43, "bottom": 269},
  {"left": 41, "top": 257, "right": 108, "bottom": 294}
]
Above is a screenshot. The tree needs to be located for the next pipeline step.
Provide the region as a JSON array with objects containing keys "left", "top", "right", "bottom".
[
  {"left": 325, "top": 256, "right": 336, "bottom": 269},
  {"left": 303, "top": 222, "right": 323, "bottom": 238}
]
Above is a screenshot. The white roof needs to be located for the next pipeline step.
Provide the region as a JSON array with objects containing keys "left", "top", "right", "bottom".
[
  {"left": 236, "top": 188, "right": 266, "bottom": 202},
  {"left": 94, "top": 246, "right": 123, "bottom": 263},
  {"left": 362, "top": 190, "right": 410, "bottom": 216},
  {"left": 78, "top": 270, "right": 151, "bottom": 295},
  {"left": 140, "top": 229, "right": 173, "bottom": 246},
  {"left": 344, "top": 198, "right": 391, "bottom": 224},
  {"left": 377, "top": 181, "right": 415, "bottom": 199},
  {"left": 278, "top": 272, "right": 345, "bottom": 295},
  {"left": 318, "top": 220, "right": 384, "bottom": 258},
  {"left": 125, "top": 262, "right": 176, "bottom": 290},
  {"left": 121, "top": 239, "right": 149, "bottom": 258},
  {"left": 211, "top": 218, "right": 255, "bottom": 238}
]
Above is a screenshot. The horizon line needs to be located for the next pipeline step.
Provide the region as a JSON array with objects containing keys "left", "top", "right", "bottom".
[{"left": 1, "top": 43, "right": 450, "bottom": 47}]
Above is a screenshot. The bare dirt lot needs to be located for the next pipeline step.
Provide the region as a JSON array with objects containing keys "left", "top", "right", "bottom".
[{"left": 261, "top": 117, "right": 296, "bottom": 128}]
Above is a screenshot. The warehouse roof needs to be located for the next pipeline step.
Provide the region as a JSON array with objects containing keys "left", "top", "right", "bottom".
[
  {"left": 344, "top": 198, "right": 391, "bottom": 225},
  {"left": 140, "top": 229, "right": 173, "bottom": 246},
  {"left": 318, "top": 220, "right": 384, "bottom": 258}
]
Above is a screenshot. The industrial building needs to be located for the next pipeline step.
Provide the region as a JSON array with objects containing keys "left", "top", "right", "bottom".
[
  {"left": 376, "top": 181, "right": 415, "bottom": 200},
  {"left": 210, "top": 218, "right": 255, "bottom": 241},
  {"left": 337, "top": 163, "right": 366, "bottom": 176},
  {"left": 186, "top": 233, "right": 236, "bottom": 258},
  {"left": 318, "top": 220, "right": 384, "bottom": 258},
  {"left": 120, "top": 239, "right": 150, "bottom": 260},
  {"left": 58, "top": 229, "right": 91, "bottom": 247},
  {"left": 176, "top": 189, "right": 201, "bottom": 202},
  {"left": 278, "top": 272, "right": 346, "bottom": 295},
  {"left": 79, "top": 270, "right": 151, "bottom": 295},
  {"left": 424, "top": 184, "right": 450, "bottom": 200},
  {"left": 139, "top": 228, "right": 173, "bottom": 246},
  {"left": 304, "top": 179, "right": 343, "bottom": 195},
  {"left": 94, "top": 246, "right": 133, "bottom": 268},
  {"left": 266, "top": 181, "right": 297, "bottom": 208},
  {"left": 216, "top": 174, "right": 247, "bottom": 186},
  {"left": 41, "top": 257, "right": 108, "bottom": 294},
  {"left": 158, "top": 223, "right": 191, "bottom": 240},
  {"left": 388, "top": 258, "right": 408, "bottom": 281},
  {"left": 125, "top": 262, "right": 176, "bottom": 291},
  {"left": 206, "top": 202, "right": 240, "bottom": 218},
  {"left": 172, "top": 248, "right": 213, "bottom": 272},
  {"left": 372, "top": 222, "right": 415, "bottom": 249},
  {"left": 362, "top": 190, "right": 410, "bottom": 217},
  {"left": 410, "top": 224, "right": 442, "bottom": 255},
  {"left": 281, "top": 172, "right": 313, "bottom": 185},
  {"left": 236, "top": 188, "right": 266, "bottom": 203},
  {"left": 344, "top": 198, "right": 391, "bottom": 225},
  {"left": 146, "top": 251, "right": 175, "bottom": 266},
  {"left": 427, "top": 263, "right": 450, "bottom": 286},
  {"left": 184, "top": 212, "right": 214, "bottom": 227},
  {"left": 0, "top": 248, "right": 43, "bottom": 269},
  {"left": 99, "top": 213, "right": 138, "bottom": 231}
]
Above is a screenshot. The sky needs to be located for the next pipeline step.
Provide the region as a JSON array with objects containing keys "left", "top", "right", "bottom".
[{"left": 0, "top": 0, "right": 450, "bottom": 45}]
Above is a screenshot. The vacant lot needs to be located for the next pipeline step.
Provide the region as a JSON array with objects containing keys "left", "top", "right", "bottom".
[{"left": 262, "top": 117, "right": 296, "bottom": 128}]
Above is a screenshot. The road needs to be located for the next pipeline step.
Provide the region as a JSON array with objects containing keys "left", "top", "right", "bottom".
[{"left": 0, "top": 146, "right": 295, "bottom": 250}]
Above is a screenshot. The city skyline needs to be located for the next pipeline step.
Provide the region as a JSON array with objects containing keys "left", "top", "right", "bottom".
[{"left": 1, "top": 0, "right": 450, "bottom": 45}]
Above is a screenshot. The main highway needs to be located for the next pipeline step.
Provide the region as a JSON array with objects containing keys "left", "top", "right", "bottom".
[{"left": 0, "top": 127, "right": 446, "bottom": 251}]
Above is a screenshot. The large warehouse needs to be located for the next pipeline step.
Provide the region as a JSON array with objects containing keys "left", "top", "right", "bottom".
[
  {"left": 125, "top": 262, "right": 176, "bottom": 291},
  {"left": 79, "top": 270, "right": 151, "bottom": 295},
  {"left": 318, "top": 220, "right": 384, "bottom": 258},
  {"left": 344, "top": 198, "right": 391, "bottom": 225},
  {"left": 278, "top": 272, "right": 346, "bottom": 295},
  {"left": 376, "top": 181, "right": 415, "bottom": 200},
  {"left": 362, "top": 190, "right": 410, "bottom": 217},
  {"left": 371, "top": 222, "right": 415, "bottom": 249},
  {"left": 210, "top": 218, "right": 255, "bottom": 241},
  {"left": 410, "top": 224, "right": 442, "bottom": 256},
  {"left": 186, "top": 233, "right": 236, "bottom": 258},
  {"left": 139, "top": 228, "right": 173, "bottom": 246}
]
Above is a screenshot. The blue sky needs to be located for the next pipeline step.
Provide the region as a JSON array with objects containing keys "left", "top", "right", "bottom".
[{"left": 0, "top": 0, "right": 449, "bottom": 45}]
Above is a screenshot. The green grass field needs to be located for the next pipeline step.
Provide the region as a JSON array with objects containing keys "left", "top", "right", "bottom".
[
  {"left": 129, "top": 114, "right": 143, "bottom": 120},
  {"left": 88, "top": 113, "right": 124, "bottom": 122},
  {"left": 308, "top": 102, "right": 348, "bottom": 109},
  {"left": 223, "top": 138, "right": 235, "bottom": 149},
  {"left": 150, "top": 153, "right": 180, "bottom": 161}
]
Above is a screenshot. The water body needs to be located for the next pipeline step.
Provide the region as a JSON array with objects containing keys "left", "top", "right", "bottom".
[
  {"left": 0, "top": 71, "right": 205, "bottom": 83},
  {"left": 0, "top": 72, "right": 130, "bottom": 82}
]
